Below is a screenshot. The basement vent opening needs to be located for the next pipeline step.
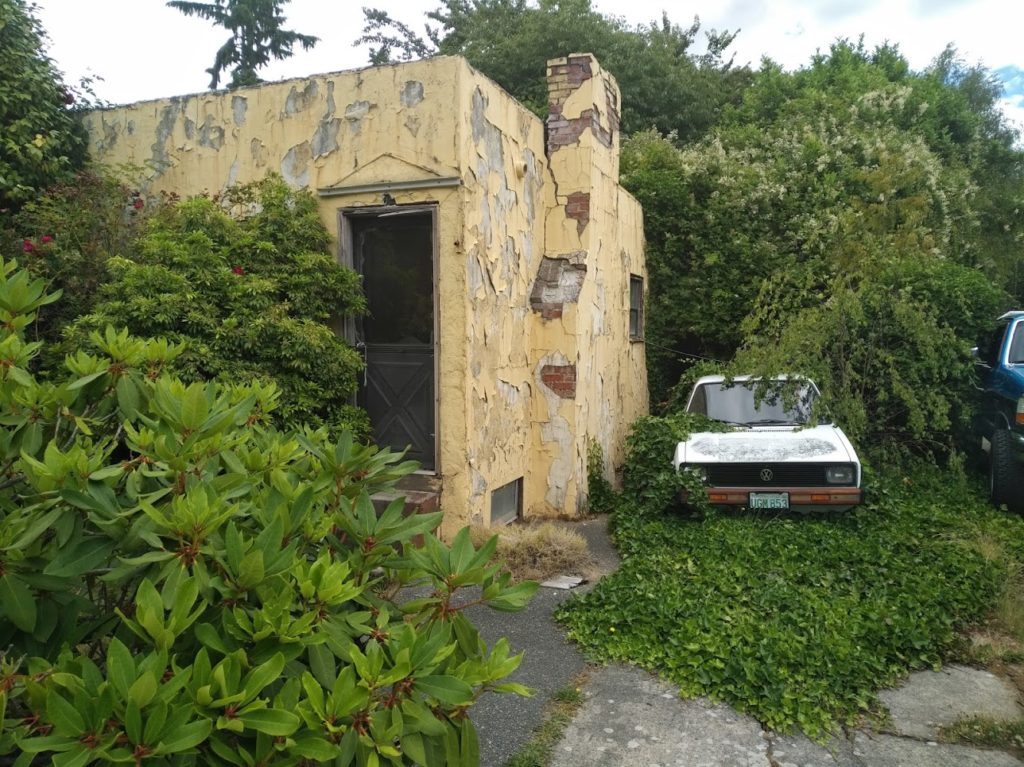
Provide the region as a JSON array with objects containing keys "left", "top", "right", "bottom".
[{"left": 491, "top": 478, "right": 523, "bottom": 526}]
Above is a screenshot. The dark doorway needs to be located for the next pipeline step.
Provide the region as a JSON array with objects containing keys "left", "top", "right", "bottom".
[{"left": 348, "top": 211, "right": 436, "bottom": 470}]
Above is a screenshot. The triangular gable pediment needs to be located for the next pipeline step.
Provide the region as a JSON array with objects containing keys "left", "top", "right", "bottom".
[{"left": 319, "top": 153, "right": 460, "bottom": 194}]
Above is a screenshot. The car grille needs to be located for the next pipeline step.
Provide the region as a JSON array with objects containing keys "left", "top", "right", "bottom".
[{"left": 701, "top": 463, "right": 855, "bottom": 487}]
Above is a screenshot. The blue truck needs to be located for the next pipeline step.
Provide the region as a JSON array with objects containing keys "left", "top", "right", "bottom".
[{"left": 975, "top": 310, "right": 1024, "bottom": 512}]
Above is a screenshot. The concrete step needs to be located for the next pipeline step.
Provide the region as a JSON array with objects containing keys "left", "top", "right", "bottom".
[{"left": 370, "top": 475, "right": 442, "bottom": 549}]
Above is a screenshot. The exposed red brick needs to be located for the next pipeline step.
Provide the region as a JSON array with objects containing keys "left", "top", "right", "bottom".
[
  {"left": 541, "top": 364, "right": 577, "bottom": 399},
  {"left": 565, "top": 192, "right": 590, "bottom": 235},
  {"left": 546, "top": 108, "right": 613, "bottom": 154},
  {"left": 547, "top": 58, "right": 592, "bottom": 87},
  {"left": 529, "top": 256, "right": 586, "bottom": 319}
]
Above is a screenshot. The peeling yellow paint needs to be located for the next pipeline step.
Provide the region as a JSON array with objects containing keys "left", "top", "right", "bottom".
[{"left": 84, "top": 54, "right": 647, "bottom": 533}]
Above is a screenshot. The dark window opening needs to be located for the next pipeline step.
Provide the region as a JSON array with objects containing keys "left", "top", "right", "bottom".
[
  {"left": 491, "top": 478, "right": 522, "bottom": 526},
  {"left": 629, "top": 275, "right": 643, "bottom": 341}
]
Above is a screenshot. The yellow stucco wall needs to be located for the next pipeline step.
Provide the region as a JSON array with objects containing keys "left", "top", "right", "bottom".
[{"left": 83, "top": 54, "right": 647, "bottom": 532}]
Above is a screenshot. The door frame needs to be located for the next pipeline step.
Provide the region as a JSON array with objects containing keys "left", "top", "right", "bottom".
[{"left": 338, "top": 204, "right": 441, "bottom": 474}]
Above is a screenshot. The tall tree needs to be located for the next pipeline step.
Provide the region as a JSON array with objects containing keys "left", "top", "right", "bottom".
[
  {"left": 358, "top": 0, "right": 750, "bottom": 143},
  {"left": 0, "top": 0, "right": 87, "bottom": 213},
  {"left": 167, "top": 0, "right": 318, "bottom": 89}
]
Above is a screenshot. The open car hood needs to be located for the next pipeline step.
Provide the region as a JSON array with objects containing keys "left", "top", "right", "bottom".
[{"left": 678, "top": 424, "right": 856, "bottom": 464}]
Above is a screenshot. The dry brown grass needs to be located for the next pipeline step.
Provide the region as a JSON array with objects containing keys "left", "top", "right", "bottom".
[{"left": 470, "top": 521, "right": 594, "bottom": 583}]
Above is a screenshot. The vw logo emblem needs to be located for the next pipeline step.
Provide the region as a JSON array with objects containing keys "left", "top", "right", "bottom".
[{"left": 759, "top": 468, "right": 774, "bottom": 482}]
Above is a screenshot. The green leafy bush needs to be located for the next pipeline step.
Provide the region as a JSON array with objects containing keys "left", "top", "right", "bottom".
[
  {"left": 25, "top": 173, "right": 369, "bottom": 435},
  {"left": 559, "top": 415, "right": 1023, "bottom": 736},
  {"left": 624, "top": 42, "right": 1024, "bottom": 404},
  {"left": 620, "top": 412, "right": 728, "bottom": 513},
  {"left": 0, "top": 257, "right": 536, "bottom": 765},
  {"left": 731, "top": 252, "right": 1007, "bottom": 457},
  {"left": 11, "top": 169, "right": 153, "bottom": 348},
  {"left": 0, "top": 0, "right": 88, "bottom": 213},
  {"left": 585, "top": 440, "right": 614, "bottom": 514}
]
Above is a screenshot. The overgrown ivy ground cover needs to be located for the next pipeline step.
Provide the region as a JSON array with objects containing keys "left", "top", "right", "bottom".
[{"left": 561, "top": 443, "right": 1024, "bottom": 736}]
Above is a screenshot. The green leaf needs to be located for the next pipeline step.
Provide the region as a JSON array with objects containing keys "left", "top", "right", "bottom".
[
  {"left": 307, "top": 642, "right": 336, "bottom": 688},
  {"left": 116, "top": 376, "right": 142, "bottom": 418},
  {"left": 291, "top": 736, "right": 339, "bottom": 760},
  {"left": 401, "top": 732, "right": 427, "bottom": 764},
  {"left": 241, "top": 653, "right": 285, "bottom": 702},
  {"left": 0, "top": 574, "right": 36, "bottom": 632},
  {"left": 43, "top": 538, "right": 115, "bottom": 577},
  {"left": 235, "top": 707, "right": 300, "bottom": 736},
  {"left": 106, "top": 638, "right": 135, "bottom": 697},
  {"left": 52, "top": 749, "right": 91, "bottom": 767},
  {"left": 180, "top": 385, "right": 209, "bottom": 431},
  {"left": 155, "top": 719, "right": 211, "bottom": 753},
  {"left": 66, "top": 370, "right": 107, "bottom": 390},
  {"left": 491, "top": 682, "right": 532, "bottom": 696},
  {"left": 128, "top": 673, "right": 158, "bottom": 708},
  {"left": 460, "top": 717, "right": 479, "bottom": 767},
  {"left": 45, "top": 690, "right": 84, "bottom": 736},
  {"left": 413, "top": 675, "right": 473, "bottom": 705}
]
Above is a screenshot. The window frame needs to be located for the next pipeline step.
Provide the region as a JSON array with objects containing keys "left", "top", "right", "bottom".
[{"left": 629, "top": 274, "right": 644, "bottom": 342}]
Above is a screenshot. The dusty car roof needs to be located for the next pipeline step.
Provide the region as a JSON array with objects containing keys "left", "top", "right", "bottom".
[{"left": 693, "top": 374, "right": 807, "bottom": 386}]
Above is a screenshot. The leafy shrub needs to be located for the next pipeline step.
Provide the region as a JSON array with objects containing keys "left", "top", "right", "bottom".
[
  {"left": 0, "top": 0, "right": 88, "bottom": 213},
  {"left": 624, "top": 42, "right": 1024, "bottom": 404},
  {"left": 42, "top": 174, "right": 369, "bottom": 435},
  {"left": 10, "top": 169, "right": 154, "bottom": 350},
  {"left": 736, "top": 261, "right": 1006, "bottom": 457},
  {"left": 584, "top": 440, "right": 614, "bottom": 514},
  {"left": 621, "top": 413, "right": 728, "bottom": 513},
  {"left": 0, "top": 258, "right": 536, "bottom": 765},
  {"left": 558, "top": 412, "right": 1024, "bottom": 736}
]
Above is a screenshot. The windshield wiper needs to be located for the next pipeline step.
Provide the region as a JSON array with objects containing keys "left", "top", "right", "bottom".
[{"left": 744, "top": 419, "right": 799, "bottom": 426}]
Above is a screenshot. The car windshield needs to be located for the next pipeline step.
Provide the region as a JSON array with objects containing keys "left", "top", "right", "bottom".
[{"left": 687, "top": 380, "right": 817, "bottom": 426}]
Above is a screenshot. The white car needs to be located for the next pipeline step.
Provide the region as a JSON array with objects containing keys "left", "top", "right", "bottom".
[{"left": 673, "top": 375, "right": 863, "bottom": 512}]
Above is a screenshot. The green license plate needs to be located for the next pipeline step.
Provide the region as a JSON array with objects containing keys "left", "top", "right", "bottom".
[{"left": 749, "top": 492, "right": 789, "bottom": 510}]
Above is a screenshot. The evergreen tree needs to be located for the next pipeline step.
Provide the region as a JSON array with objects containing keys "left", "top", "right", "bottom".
[{"left": 167, "top": 0, "right": 318, "bottom": 89}]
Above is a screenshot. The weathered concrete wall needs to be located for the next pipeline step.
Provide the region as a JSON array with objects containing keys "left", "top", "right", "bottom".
[
  {"left": 84, "top": 54, "right": 647, "bottom": 530},
  {"left": 456, "top": 77, "right": 546, "bottom": 525}
]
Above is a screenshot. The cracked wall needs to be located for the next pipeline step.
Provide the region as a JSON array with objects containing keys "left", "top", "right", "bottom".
[
  {"left": 533, "top": 54, "right": 648, "bottom": 514},
  {"left": 458, "top": 77, "right": 545, "bottom": 525}
]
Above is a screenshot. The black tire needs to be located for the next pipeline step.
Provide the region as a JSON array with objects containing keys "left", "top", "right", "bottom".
[{"left": 990, "top": 429, "right": 1024, "bottom": 514}]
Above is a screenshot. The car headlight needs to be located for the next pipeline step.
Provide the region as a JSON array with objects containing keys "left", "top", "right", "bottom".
[
  {"left": 826, "top": 466, "right": 854, "bottom": 485},
  {"left": 684, "top": 466, "right": 708, "bottom": 483}
]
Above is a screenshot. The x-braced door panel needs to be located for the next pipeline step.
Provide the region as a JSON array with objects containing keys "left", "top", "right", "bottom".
[{"left": 350, "top": 211, "right": 436, "bottom": 470}]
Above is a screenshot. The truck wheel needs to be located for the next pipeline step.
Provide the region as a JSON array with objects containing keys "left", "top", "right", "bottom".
[{"left": 990, "top": 430, "right": 1024, "bottom": 514}]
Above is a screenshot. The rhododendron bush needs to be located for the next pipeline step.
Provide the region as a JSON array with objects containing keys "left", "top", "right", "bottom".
[{"left": 0, "top": 260, "right": 535, "bottom": 766}]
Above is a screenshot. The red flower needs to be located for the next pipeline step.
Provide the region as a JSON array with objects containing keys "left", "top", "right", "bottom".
[
  {"left": 132, "top": 198, "right": 144, "bottom": 210},
  {"left": 40, "top": 235, "right": 54, "bottom": 244},
  {"left": 22, "top": 239, "right": 35, "bottom": 253},
  {"left": 231, "top": 266, "right": 244, "bottom": 275}
]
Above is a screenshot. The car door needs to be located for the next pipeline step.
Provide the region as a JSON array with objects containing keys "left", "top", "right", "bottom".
[{"left": 976, "top": 320, "right": 1011, "bottom": 436}]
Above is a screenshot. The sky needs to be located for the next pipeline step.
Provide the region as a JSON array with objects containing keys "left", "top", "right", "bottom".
[{"left": 30, "top": 0, "right": 1024, "bottom": 131}]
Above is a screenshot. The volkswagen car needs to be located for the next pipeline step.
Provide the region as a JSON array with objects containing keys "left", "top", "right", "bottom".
[{"left": 673, "top": 375, "right": 863, "bottom": 512}]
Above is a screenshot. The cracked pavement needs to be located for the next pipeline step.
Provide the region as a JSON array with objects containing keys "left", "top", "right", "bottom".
[
  {"left": 470, "top": 516, "right": 1024, "bottom": 766},
  {"left": 551, "top": 663, "right": 1023, "bottom": 767}
]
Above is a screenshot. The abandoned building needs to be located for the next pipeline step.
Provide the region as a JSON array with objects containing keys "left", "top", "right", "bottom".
[{"left": 83, "top": 53, "right": 648, "bottom": 533}]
